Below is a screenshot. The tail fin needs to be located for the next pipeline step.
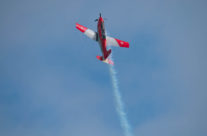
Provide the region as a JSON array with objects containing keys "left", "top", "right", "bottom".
[
  {"left": 105, "top": 49, "right": 112, "bottom": 59},
  {"left": 96, "top": 56, "right": 114, "bottom": 65}
]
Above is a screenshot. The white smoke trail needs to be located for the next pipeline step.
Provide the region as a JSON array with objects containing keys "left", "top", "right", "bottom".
[{"left": 108, "top": 56, "right": 133, "bottom": 136}]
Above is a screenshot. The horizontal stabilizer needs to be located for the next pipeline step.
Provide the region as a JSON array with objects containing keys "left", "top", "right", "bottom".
[
  {"left": 96, "top": 56, "right": 114, "bottom": 65},
  {"left": 106, "top": 49, "right": 112, "bottom": 59}
]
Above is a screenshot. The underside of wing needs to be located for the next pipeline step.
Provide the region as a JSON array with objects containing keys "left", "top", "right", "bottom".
[
  {"left": 106, "top": 36, "right": 129, "bottom": 48},
  {"left": 76, "top": 23, "right": 97, "bottom": 41}
]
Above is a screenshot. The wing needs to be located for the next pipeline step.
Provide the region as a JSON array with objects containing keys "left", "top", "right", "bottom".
[
  {"left": 76, "top": 23, "right": 97, "bottom": 41},
  {"left": 106, "top": 36, "right": 129, "bottom": 48}
]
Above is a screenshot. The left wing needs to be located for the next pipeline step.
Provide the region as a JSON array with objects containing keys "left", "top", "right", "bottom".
[
  {"left": 76, "top": 23, "right": 97, "bottom": 41},
  {"left": 106, "top": 36, "right": 129, "bottom": 48}
]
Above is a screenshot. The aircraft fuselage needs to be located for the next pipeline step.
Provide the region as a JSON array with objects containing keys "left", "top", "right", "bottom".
[{"left": 97, "top": 16, "right": 108, "bottom": 59}]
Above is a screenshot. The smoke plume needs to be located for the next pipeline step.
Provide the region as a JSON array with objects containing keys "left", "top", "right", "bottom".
[{"left": 108, "top": 56, "right": 133, "bottom": 136}]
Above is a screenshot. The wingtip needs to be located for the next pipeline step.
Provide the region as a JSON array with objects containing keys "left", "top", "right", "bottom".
[
  {"left": 76, "top": 23, "right": 87, "bottom": 32},
  {"left": 124, "top": 42, "right": 130, "bottom": 48},
  {"left": 115, "top": 39, "right": 130, "bottom": 48}
]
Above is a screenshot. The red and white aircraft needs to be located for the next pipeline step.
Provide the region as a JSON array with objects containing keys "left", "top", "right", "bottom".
[{"left": 76, "top": 13, "right": 129, "bottom": 65}]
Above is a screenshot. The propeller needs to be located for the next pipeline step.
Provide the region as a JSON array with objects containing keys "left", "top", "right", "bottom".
[{"left": 94, "top": 13, "right": 107, "bottom": 22}]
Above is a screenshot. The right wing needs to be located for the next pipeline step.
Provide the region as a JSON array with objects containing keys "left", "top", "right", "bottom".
[
  {"left": 106, "top": 36, "right": 129, "bottom": 48},
  {"left": 76, "top": 23, "right": 97, "bottom": 41}
]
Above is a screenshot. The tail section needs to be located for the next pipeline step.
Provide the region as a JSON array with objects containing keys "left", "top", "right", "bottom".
[
  {"left": 96, "top": 56, "right": 104, "bottom": 61},
  {"left": 96, "top": 56, "right": 114, "bottom": 65},
  {"left": 106, "top": 49, "right": 112, "bottom": 59}
]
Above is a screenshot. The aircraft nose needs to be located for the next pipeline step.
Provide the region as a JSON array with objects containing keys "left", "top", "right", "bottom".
[{"left": 99, "top": 17, "right": 103, "bottom": 21}]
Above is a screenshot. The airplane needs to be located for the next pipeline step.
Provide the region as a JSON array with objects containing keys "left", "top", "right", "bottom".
[{"left": 76, "top": 13, "right": 129, "bottom": 65}]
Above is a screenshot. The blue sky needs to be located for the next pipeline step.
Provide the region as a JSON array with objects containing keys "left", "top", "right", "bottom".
[{"left": 0, "top": 0, "right": 207, "bottom": 136}]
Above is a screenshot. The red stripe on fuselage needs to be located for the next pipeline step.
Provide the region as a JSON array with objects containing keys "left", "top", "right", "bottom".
[{"left": 97, "top": 17, "right": 108, "bottom": 59}]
